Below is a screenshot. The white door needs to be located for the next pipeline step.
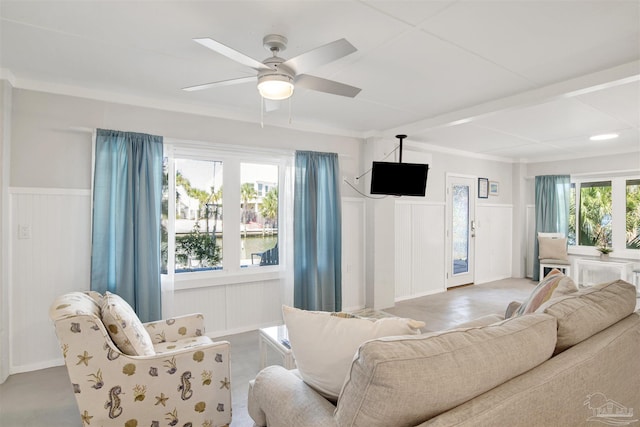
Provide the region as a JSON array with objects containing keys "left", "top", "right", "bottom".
[{"left": 446, "top": 175, "right": 476, "bottom": 288}]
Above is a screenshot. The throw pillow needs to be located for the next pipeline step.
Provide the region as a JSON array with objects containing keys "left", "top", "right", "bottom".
[
  {"left": 510, "top": 269, "right": 578, "bottom": 317},
  {"left": 101, "top": 292, "right": 155, "bottom": 356},
  {"left": 538, "top": 236, "right": 568, "bottom": 260},
  {"left": 282, "top": 305, "right": 425, "bottom": 400}
]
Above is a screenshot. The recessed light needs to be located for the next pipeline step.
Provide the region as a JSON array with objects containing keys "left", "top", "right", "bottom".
[{"left": 589, "top": 133, "right": 619, "bottom": 141}]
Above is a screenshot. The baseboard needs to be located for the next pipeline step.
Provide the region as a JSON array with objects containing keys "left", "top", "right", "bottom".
[{"left": 11, "top": 358, "right": 64, "bottom": 375}]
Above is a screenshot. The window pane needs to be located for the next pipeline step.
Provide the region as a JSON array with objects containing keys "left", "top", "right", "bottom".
[
  {"left": 626, "top": 179, "right": 640, "bottom": 249},
  {"left": 452, "top": 184, "right": 469, "bottom": 275},
  {"left": 568, "top": 183, "right": 576, "bottom": 245},
  {"left": 175, "top": 159, "right": 223, "bottom": 272},
  {"left": 241, "top": 163, "right": 279, "bottom": 267},
  {"left": 578, "top": 181, "right": 612, "bottom": 247},
  {"left": 161, "top": 157, "right": 169, "bottom": 274}
]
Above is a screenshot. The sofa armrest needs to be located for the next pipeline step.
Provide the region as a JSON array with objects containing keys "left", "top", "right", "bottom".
[
  {"left": 248, "top": 365, "right": 338, "bottom": 427},
  {"left": 143, "top": 313, "right": 205, "bottom": 343}
]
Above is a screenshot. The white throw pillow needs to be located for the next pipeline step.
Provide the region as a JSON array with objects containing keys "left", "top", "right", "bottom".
[
  {"left": 101, "top": 292, "right": 155, "bottom": 356},
  {"left": 282, "top": 305, "right": 425, "bottom": 400}
]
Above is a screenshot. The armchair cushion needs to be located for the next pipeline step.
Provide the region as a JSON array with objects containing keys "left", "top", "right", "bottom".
[
  {"left": 101, "top": 292, "right": 155, "bottom": 356},
  {"left": 154, "top": 336, "right": 213, "bottom": 354}
]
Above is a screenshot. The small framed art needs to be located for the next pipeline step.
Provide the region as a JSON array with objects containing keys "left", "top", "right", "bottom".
[
  {"left": 489, "top": 181, "right": 499, "bottom": 196},
  {"left": 478, "top": 178, "right": 489, "bottom": 199}
]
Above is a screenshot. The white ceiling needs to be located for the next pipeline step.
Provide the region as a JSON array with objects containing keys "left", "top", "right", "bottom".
[{"left": 1, "top": 0, "right": 639, "bottom": 163}]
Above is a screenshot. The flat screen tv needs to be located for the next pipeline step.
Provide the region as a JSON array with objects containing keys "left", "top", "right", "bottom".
[{"left": 370, "top": 161, "right": 429, "bottom": 196}]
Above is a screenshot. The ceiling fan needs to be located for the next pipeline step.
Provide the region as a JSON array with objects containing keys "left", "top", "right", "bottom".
[{"left": 183, "top": 34, "right": 361, "bottom": 101}]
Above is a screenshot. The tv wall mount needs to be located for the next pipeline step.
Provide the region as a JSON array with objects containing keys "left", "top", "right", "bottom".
[{"left": 396, "top": 134, "right": 407, "bottom": 163}]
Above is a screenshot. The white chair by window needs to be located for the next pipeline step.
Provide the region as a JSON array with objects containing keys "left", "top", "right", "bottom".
[{"left": 538, "top": 232, "right": 571, "bottom": 280}]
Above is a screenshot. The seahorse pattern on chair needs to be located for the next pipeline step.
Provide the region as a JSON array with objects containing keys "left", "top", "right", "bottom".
[{"left": 49, "top": 291, "right": 232, "bottom": 427}]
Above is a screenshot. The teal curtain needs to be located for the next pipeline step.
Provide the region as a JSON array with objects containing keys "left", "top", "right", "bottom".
[
  {"left": 533, "top": 175, "right": 570, "bottom": 281},
  {"left": 294, "top": 151, "right": 342, "bottom": 311},
  {"left": 91, "top": 129, "right": 163, "bottom": 322}
]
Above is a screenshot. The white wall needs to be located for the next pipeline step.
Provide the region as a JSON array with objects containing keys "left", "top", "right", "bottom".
[
  {"left": 0, "top": 80, "right": 12, "bottom": 383},
  {"left": 6, "top": 87, "right": 365, "bottom": 374},
  {"left": 395, "top": 201, "right": 446, "bottom": 300},
  {"left": 362, "top": 137, "right": 516, "bottom": 308}
]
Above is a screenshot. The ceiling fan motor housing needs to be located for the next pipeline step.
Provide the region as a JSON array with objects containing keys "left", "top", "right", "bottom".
[{"left": 257, "top": 56, "right": 295, "bottom": 100}]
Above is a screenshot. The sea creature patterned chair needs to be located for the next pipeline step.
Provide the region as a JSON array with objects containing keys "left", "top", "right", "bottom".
[{"left": 49, "top": 291, "right": 231, "bottom": 427}]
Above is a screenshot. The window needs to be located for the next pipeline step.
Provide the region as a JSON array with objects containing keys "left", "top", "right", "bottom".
[
  {"left": 627, "top": 179, "right": 640, "bottom": 249},
  {"left": 162, "top": 142, "right": 286, "bottom": 277},
  {"left": 569, "top": 176, "right": 639, "bottom": 255}
]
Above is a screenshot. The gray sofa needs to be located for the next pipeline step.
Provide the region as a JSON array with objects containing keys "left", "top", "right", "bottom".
[{"left": 248, "top": 280, "right": 640, "bottom": 427}]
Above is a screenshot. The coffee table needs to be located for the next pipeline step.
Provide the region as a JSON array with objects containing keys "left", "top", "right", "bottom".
[{"left": 258, "top": 325, "right": 296, "bottom": 370}]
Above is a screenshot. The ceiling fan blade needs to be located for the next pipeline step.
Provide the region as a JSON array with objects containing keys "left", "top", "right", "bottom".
[
  {"left": 193, "top": 38, "right": 271, "bottom": 71},
  {"left": 295, "top": 74, "right": 361, "bottom": 98},
  {"left": 182, "top": 76, "right": 257, "bottom": 92},
  {"left": 282, "top": 38, "right": 357, "bottom": 75}
]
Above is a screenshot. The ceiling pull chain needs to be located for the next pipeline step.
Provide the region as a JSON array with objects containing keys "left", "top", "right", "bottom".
[
  {"left": 261, "top": 97, "right": 264, "bottom": 128},
  {"left": 288, "top": 97, "right": 292, "bottom": 124}
]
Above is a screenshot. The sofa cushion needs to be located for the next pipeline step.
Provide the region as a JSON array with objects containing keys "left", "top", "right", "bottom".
[
  {"left": 535, "top": 279, "right": 637, "bottom": 354},
  {"left": 101, "top": 292, "right": 155, "bottom": 356},
  {"left": 452, "top": 313, "right": 504, "bottom": 329},
  {"left": 511, "top": 269, "right": 578, "bottom": 317},
  {"left": 282, "top": 305, "right": 424, "bottom": 400},
  {"left": 335, "top": 313, "right": 557, "bottom": 427}
]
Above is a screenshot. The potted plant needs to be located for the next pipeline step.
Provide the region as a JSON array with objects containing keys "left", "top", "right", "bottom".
[
  {"left": 594, "top": 226, "right": 613, "bottom": 260},
  {"left": 596, "top": 245, "right": 613, "bottom": 260}
]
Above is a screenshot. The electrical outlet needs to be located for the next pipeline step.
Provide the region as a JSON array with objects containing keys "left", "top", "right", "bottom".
[{"left": 18, "top": 224, "right": 31, "bottom": 239}]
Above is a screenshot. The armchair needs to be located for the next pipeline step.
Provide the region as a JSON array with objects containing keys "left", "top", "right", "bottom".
[{"left": 49, "top": 291, "right": 231, "bottom": 427}]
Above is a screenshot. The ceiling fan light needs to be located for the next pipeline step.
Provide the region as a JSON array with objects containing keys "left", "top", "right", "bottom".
[{"left": 257, "top": 75, "right": 294, "bottom": 100}]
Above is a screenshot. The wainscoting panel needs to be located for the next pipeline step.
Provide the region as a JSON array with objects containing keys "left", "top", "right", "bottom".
[
  {"left": 475, "top": 204, "right": 513, "bottom": 284},
  {"left": 526, "top": 204, "right": 535, "bottom": 278},
  {"left": 395, "top": 201, "right": 446, "bottom": 300},
  {"left": 225, "top": 279, "right": 282, "bottom": 333},
  {"left": 10, "top": 188, "right": 92, "bottom": 373},
  {"left": 341, "top": 198, "right": 365, "bottom": 311}
]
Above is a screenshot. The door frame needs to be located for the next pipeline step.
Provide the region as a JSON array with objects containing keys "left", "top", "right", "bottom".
[{"left": 445, "top": 173, "right": 477, "bottom": 288}]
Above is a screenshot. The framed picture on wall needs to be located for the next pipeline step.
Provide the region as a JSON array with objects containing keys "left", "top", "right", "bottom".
[
  {"left": 489, "top": 181, "right": 499, "bottom": 196},
  {"left": 478, "top": 178, "right": 489, "bottom": 199}
]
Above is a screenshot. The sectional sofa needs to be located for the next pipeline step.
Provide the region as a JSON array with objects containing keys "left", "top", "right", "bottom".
[{"left": 248, "top": 279, "right": 640, "bottom": 427}]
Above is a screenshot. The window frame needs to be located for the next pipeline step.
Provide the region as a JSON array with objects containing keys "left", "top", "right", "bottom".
[
  {"left": 569, "top": 175, "right": 640, "bottom": 259},
  {"left": 163, "top": 140, "right": 292, "bottom": 289}
]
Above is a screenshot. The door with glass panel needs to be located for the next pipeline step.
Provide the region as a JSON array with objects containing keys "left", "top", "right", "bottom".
[{"left": 446, "top": 175, "right": 476, "bottom": 288}]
